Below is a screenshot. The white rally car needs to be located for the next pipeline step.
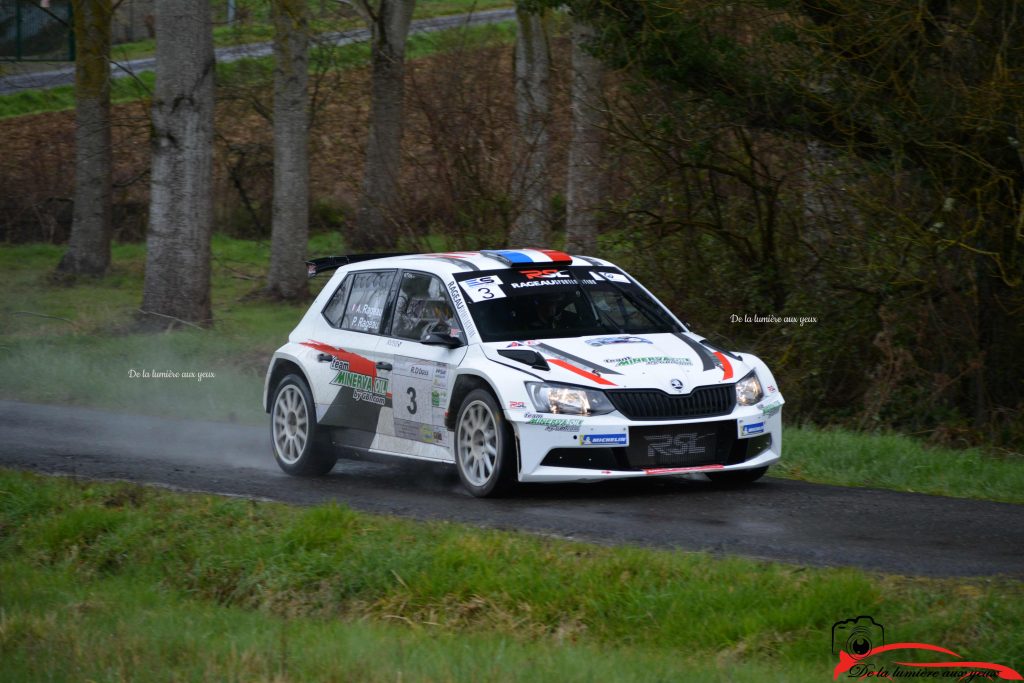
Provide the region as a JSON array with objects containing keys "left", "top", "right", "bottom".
[{"left": 264, "top": 249, "right": 784, "bottom": 497}]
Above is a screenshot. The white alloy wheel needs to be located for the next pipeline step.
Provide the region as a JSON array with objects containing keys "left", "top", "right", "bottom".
[
  {"left": 270, "top": 373, "right": 337, "bottom": 476},
  {"left": 273, "top": 384, "right": 309, "bottom": 464},
  {"left": 454, "top": 388, "right": 515, "bottom": 497},
  {"left": 458, "top": 400, "right": 498, "bottom": 487}
]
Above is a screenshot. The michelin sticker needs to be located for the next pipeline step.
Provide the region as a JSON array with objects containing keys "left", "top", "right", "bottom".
[
  {"left": 737, "top": 416, "right": 766, "bottom": 437},
  {"left": 581, "top": 433, "right": 629, "bottom": 446},
  {"left": 579, "top": 425, "right": 629, "bottom": 446}
]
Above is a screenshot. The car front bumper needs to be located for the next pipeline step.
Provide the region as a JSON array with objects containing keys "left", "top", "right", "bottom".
[{"left": 509, "top": 403, "right": 782, "bottom": 483}]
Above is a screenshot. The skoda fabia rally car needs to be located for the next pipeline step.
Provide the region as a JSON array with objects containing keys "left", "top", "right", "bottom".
[{"left": 264, "top": 249, "right": 784, "bottom": 497}]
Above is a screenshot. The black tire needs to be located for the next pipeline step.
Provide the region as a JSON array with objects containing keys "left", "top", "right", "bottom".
[
  {"left": 270, "top": 373, "right": 337, "bottom": 476},
  {"left": 454, "top": 388, "right": 517, "bottom": 497},
  {"left": 706, "top": 466, "right": 769, "bottom": 487}
]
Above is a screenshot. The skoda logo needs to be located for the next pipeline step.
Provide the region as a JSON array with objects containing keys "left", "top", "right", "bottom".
[{"left": 670, "top": 378, "right": 684, "bottom": 392}]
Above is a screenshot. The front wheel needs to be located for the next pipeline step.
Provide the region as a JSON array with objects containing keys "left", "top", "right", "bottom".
[
  {"left": 706, "top": 466, "right": 769, "bottom": 486},
  {"left": 454, "top": 389, "right": 517, "bottom": 497},
  {"left": 270, "top": 373, "right": 337, "bottom": 476}
]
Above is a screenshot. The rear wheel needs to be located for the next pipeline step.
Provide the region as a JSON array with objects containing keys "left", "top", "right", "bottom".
[
  {"left": 270, "top": 374, "right": 337, "bottom": 476},
  {"left": 454, "top": 389, "right": 517, "bottom": 497},
  {"left": 706, "top": 466, "right": 769, "bottom": 486}
]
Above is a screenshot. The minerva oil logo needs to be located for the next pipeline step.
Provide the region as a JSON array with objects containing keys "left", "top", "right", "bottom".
[{"left": 831, "top": 616, "right": 1021, "bottom": 681}]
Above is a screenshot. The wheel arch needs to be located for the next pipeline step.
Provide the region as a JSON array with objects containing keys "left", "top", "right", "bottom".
[
  {"left": 264, "top": 357, "right": 314, "bottom": 413},
  {"left": 444, "top": 372, "right": 494, "bottom": 432}
]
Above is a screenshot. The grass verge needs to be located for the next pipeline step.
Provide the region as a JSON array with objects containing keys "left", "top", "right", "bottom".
[
  {"left": 0, "top": 469, "right": 1020, "bottom": 681},
  {"left": 1, "top": 238, "right": 1023, "bottom": 502}
]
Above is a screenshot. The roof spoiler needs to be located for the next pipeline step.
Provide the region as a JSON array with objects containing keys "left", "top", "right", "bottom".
[
  {"left": 305, "top": 253, "right": 411, "bottom": 278},
  {"left": 478, "top": 249, "right": 573, "bottom": 267}
]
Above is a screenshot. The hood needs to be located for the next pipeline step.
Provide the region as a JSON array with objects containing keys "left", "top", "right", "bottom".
[{"left": 482, "top": 332, "right": 749, "bottom": 392}]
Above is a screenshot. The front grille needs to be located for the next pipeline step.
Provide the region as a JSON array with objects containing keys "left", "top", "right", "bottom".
[{"left": 607, "top": 385, "right": 735, "bottom": 420}]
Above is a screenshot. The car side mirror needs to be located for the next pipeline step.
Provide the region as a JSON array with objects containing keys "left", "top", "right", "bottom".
[{"left": 422, "top": 332, "right": 463, "bottom": 348}]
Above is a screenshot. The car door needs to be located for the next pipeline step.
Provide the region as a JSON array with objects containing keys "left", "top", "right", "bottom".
[
  {"left": 375, "top": 270, "right": 469, "bottom": 461},
  {"left": 310, "top": 269, "right": 398, "bottom": 450}
]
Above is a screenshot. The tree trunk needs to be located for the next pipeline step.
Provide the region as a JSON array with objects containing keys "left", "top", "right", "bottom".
[
  {"left": 58, "top": 0, "right": 112, "bottom": 277},
  {"left": 564, "top": 19, "right": 605, "bottom": 255},
  {"left": 353, "top": 0, "right": 416, "bottom": 251},
  {"left": 510, "top": 5, "right": 551, "bottom": 247},
  {"left": 266, "top": 0, "right": 310, "bottom": 300},
  {"left": 140, "top": 0, "right": 215, "bottom": 328}
]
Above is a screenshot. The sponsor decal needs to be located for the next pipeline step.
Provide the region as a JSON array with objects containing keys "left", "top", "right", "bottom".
[
  {"left": 524, "top": 413, "right": 583, "bottom": 432},
  {"left": 446, "top": 279, "right": 478, "bottom": 340},
  {"left": 330, "top": 358, "right": 389, "bottom": 405},
  {"left": 830, "top": 616, "right": 1021, "bottom": 681},
  {"left": 760, "top": 399, "right": 783, "bottom": 417},
  {"left": 603, "top": 356, "right": 693, "bottom": 368},
  {"left": 459, "top": 274, "right": 506, "bottom": 302},
  {"left": 410, "top": 365, "right": 431, "bottom": 378},
  {"left": 767, "top": 384, "right": 777, "bottom": 393},
  {"left": 394, "top": 419, "right": 446, "bottom": 445},
  {"left": 585, "top": 336, "right": 653, "bottom": 347},
  {"left": 590, "top": 270, "right": 631, "bottom": 284},
  {"left": 433, "top": 390, "right": 446, "bottom": 408},
  {"left": 508, "top": 400, "right": 526, "bottom": 409},
  {"left": 522, "top": 268, "right": 570, "bottom": 280},
  {"left": 508, "top": 277, "right": 599, "bottom": 289},
  {"left": 741, "top": 421, "right": 765, "bottom": 436},
  {"left": 644, "top": 433, "right": 711, "bottom": 458},
  {"left": 581, "top": 432, "right": 628, "bottom": 446}
]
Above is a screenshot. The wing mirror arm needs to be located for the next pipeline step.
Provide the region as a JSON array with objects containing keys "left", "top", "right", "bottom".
[{"left": 421, "top": 333, "right": 464, "bottom": 349}]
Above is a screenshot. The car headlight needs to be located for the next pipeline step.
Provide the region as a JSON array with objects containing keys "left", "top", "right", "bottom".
[
  {"left": 735, "top": 370, "right": 764, "bottom": 406},
  {"left": 525, "top": 382, "right": 614, "bottom": 416}
]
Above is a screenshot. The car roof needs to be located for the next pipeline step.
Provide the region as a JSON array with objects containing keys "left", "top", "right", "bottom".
[{"left": 340, "top": 249, "right": 616, "bottom": 275}]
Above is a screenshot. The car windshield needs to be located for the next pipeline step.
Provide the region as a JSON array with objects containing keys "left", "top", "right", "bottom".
[{"left": 453, "top": 266, "right": 683, "bottom": 342}]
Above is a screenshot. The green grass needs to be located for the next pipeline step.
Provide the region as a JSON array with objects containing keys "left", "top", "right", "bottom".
[
  {"left": 2, "top": 238, "right": 1024, "bottom": 502},
  {"left": 0, "top": 7, "right": 515, "bottom": 120},
  {"left": 0, "top": 469, "right": 1020, "bottom": 681},
  {"left": 779, "top": 427, "right": 1024, "bottom": 504}
]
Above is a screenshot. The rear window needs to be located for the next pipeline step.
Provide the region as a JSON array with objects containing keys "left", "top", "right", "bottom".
[{"left": 339, "top": 270, "right": 396, "bottom": 334}]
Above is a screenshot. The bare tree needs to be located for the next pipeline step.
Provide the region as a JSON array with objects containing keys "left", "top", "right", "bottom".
[
  {"left": 509, "top": 4, "right": 551, "bottom": 247},
  {"left": 140, "top": 0, "right": 216, "bottom": 328},
  {"left": 265, "top": 0, "right": 310, "bottom": 300},
  {"left": 351, "top": 0, "right": 416, "bottom": 250},
  {"left": 57, "top": 0, "right": 113, "bottom": 277},
  {"left": 564, "top": 19, "right": 605, "bottom": 254}
]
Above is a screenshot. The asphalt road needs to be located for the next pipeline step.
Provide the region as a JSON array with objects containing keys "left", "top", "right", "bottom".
[
  {"left": 0, "top": 9, "right": 515, "bottom": 95},
  {"left": 3, "top": 400, "right": 1022, "bottom": 578}
]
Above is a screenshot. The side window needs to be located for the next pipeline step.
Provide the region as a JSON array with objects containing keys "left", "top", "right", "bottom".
[
  {"left": 321, "top": 276, "right": 352, "bottom": 328},
  {"left": 392, "top": 272, "right": 462, "bottom": 342},
  {"left": 340, "top": 271, "right": 395, "bottom": 334}
]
